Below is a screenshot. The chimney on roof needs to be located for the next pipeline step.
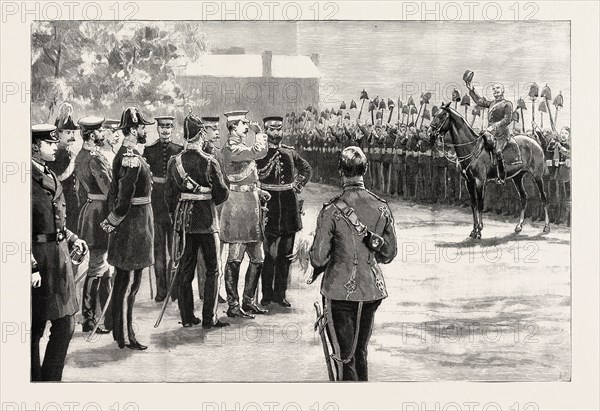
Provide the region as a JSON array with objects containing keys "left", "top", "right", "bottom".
[
  {"left": 310, "top": 53, "right": 320, "bottom": 67},
  {"left": 262, "top": 50, "right": 272, "bottom": 77}
]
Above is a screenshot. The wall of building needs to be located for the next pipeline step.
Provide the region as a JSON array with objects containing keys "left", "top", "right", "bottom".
[{"left": 177, "top": 75, "right": 319, "bottom": 145}]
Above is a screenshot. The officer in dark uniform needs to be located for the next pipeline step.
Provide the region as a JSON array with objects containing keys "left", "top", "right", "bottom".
[
  {"left": 101, "top": 107, "right": 155, "bottom": 350},
  {"left": 405, "top": 127, "right": 420, "bottom": 199},
  {"left": 467, "top": 82, "right": 515, "bottom": 184},
  {"left": 48, "top": 102, "right": 80, "bottom": 232},
  {"left": 165, "top": 113, "right": 230, "bottom": 328},
  {"left": 356, "top": 119, "right": 375, "bottom": 190},
  {"left": 397, "top": 124, "right": 409, "bottom": 199},
  {"left": 143, "top": 115, "right": 183, "bottom": 302},
  {"left": 256, "top": 116, "right": 311, "bottom": 308},
  {"left": 74, "top": 116, "right": 113, "bottom": 334},
  {"left": 31, "top": 124, "right": 88, "bottom": 381},
  {"left": 199, "top": 116, "right": 228, "bottom": 304},
  {"left": 548, "top": 126, "right": 571, "bottom": 224},
  {"left": 381, "top": 125, "right": 395, "bottom": 195},
  {"left": 309, "top": 146, "right": 397, "bottom": 381}
]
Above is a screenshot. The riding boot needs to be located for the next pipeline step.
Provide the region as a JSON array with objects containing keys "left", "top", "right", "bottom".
[
  {"left": 224, "top": 261, "right": 254, "bottom": 319},
  {"left": 496, "top": 153, "right": 506, "bottom": 185},
  {"left": 224, "top": 261, "right": 241, "bottom": 308},
  {"left": 242, "top": 262, "right": 267, "bottom": 314},
  {"left": 82, "top": 277, "right": 99, "bottom": 332}
]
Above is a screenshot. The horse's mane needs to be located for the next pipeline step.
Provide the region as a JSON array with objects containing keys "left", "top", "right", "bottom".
[{"left": 444, "top": 105, "right": 479, "bottom": 138}]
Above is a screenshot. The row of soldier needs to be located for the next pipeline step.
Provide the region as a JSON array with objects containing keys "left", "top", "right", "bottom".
[
  {"left": 278, "top": 107, "right": 571, "bottom": 226},
  {"left": 31, "top": 104, "right": 311, "bottom": 381}
]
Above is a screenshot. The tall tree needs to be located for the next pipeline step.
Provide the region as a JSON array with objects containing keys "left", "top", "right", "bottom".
[{"left": 32, "top": 22, "right": 209, "bottom": 121}]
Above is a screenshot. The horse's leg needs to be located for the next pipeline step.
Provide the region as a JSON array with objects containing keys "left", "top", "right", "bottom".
[
  {"left": 534, "top": 174, "right": 551, "bottom": 233},
  {"left": 466, "top": 178, "right": 479, "bottom": 239},
  {"left": 475, "top": 179, "right": 485, "bottom": 238},
  {"left": 512, "top": 172, "right": 528, "bottom": 233}
]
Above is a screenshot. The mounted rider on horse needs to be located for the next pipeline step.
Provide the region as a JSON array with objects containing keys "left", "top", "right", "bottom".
[{"left": 465, "top": 74, "right": 521, "bottom": 184}]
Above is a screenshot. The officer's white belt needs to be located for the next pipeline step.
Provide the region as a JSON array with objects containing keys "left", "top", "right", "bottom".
[
  {"left": 229, "top": 183, "right": 257, "bottom": 192},
  {"left": 88, "top": 194, "right": 108, "bottom": 201},
  {"left": 152, "top": 176, "right": 167, "bottom": 183},
  {"left": 260, "top": 183, "right": 294, "bottom": 191},
  {"left": 192, "top": 185, "right": 212, "bottom": 193},
  {"left": 180, "top": 193, "right": 212, "bottom": 201},
  {"left": 131, "top": 196, "right": 151, "bottom": 205}
]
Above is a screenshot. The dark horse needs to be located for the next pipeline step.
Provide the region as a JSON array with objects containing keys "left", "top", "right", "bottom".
[{"left": 428, "top": 102, "right": 550, "bottom": 239}]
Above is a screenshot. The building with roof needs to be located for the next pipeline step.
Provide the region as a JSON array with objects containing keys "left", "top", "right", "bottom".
[{"left": 176, "top": 51, "right": 321, "bottom": 131}]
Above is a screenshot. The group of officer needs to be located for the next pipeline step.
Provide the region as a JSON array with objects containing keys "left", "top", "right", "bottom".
[{"left": 31, "top": 104, "right": 312, "bottom": 380}]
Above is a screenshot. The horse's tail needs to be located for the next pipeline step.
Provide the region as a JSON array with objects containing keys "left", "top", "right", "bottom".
[
  {"left": 531, "top": 127, "right": 548, "bottom": 153},
  {"left": 515, "top": 134, "right": 548, "bottom": 177},
  {"left": 533, "top": 132, "right": 550, "bottom": 176}
]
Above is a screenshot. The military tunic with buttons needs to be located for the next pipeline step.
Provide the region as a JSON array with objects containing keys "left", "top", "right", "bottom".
[
  {"left": 256, "top": 144, "right": 311, "bottom": 235},
  {"left": 469, "top": 89, "right": 513, "bottom": 141},
  {"left": 220, "top": 135, "right": 268, "bottom": 243},
  {"left": 310, "top": 183, "right": 397, "bottom": 302},
  {"left": 74, "top": 145, "right": 112, "bottom": 250},
  {"left": 107, "top": 145, "right": 154, "bottom": 271},
  {"left": 143, "top": 139, "right": 183, "bottom": 223},
  {"left": 165, "top": 147, "right": 229, "bottom": 233},
  {"left": 31, "top": 161, "right": 79, "bottom": 321}
]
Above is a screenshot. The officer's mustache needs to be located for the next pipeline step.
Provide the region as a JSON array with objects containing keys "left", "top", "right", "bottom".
[{"left": 269, "top": 134, "right": 283, "bottom": 143}]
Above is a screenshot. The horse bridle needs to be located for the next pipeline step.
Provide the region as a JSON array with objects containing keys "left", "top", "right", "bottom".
[
  {"left": 429, "top": 112, "right": 450, "bottom": 140},
  {"left": 430, "top": 109, "right": 483, "bottom": 171}
]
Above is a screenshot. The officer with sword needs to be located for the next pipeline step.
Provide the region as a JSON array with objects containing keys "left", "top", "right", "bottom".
[
  {"left": 101, "top": 107, "right": 155, "bottom": 351},
  {"left": 162, "top": 113, "right": 230, "bottom": 328},
  {"left": 308, "top": 146, "right": 397, "bottom": 381}
]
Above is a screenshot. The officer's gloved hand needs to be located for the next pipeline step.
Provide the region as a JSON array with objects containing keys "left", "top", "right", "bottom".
[
  {"left": 248, "top": 121, "right": 263, "bottom": 134},
  {"left": 31, "top": 272, "right": 42, "bottom": 288},
  {"left": 72, "top": 238, "right": 88, "bottom": 256},
  {"left": 100, "top": 219, "right": 116, "bottom": 233},
  {"left": 258, "top": 189, "right": 271, "bottom": 203},
  {"left": 363, "top": 230, "right": 385, "bottom": 253},
  {"left": 292, "top": 180, "right": 303, "bottom": 193}
]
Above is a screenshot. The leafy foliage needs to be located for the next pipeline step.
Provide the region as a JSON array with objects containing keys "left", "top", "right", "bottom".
[{"left": 32, "top": 22, "right": 209, "bottom": 122}]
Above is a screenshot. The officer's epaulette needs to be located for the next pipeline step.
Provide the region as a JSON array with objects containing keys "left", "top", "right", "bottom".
[
  {"left": 365, "top": 189, "right": 387, "bottom": 203},
  {"left": 323, "top": 194, "right": 341, "bottom": 209},
  {"left": 195, "top": 148, "right": 214, "bottom": 160},
  {"left": 122, "top": 149, "right": 140, "bottom": 168}
]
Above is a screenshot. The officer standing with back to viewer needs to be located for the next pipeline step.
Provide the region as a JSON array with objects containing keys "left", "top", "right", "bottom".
[
  {"left": 309, "top": 146, "right": 397, "bottom": 381},
  {"left": 165, "top": 113, "right": 230, "bottom": 328}
]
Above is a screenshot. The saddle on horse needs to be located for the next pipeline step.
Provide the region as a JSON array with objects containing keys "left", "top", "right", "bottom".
[{"left": 482, "top": 132, "right": 523, "bottom": 184}]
